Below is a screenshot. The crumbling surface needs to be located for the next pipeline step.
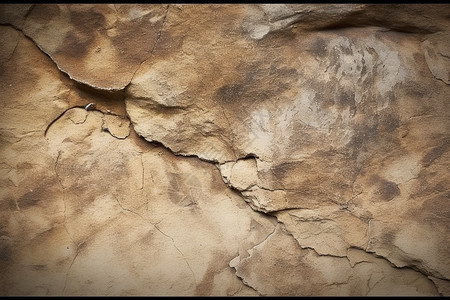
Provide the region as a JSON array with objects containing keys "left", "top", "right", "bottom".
[{"left": 0, "top": 3, "right": 449, "bottom": 296}]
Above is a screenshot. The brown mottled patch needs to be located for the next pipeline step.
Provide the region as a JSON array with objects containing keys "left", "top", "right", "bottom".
[
  {"left": 195, "top": 250, "right": 230, "bottom": 296},
  {"left": 378, "top": 112, "right": 400, "bottom": 134},
  {"left": 110, "top": 5, "right": 166, "bottom": 63},
  {"left": 346, "top": 121, "right": 379, "bottom": 157},
  {"left": 139, "top": 229, "right": 155, "bottom": 244},
  {"left": 418, "top": 193, "right": 450, "bottom": 223},
  {"left": 16, "top": 162, "right": 34, "bottom": 169},
  {"left": 26, "top": 4, "right": 61, "bottom": 25}
]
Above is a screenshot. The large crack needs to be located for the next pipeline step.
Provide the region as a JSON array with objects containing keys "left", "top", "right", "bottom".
[
  {"left": 112, "top": 194, "right": 197, "bottom": 287},
  {"left": 125, "top": 4, "right": 170, "bottom": 91},
  {"left": 54, "top": 150, "right": 85, "bottom": 295}
]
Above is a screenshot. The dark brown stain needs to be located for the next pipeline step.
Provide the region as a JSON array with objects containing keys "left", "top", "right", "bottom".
[
  {"left": 337, "top": 89, "right": 356, "bottom": 112},
  {"left": 16, "top": 177, "right": 59, "bottom": 209},
  {"left": 69, "top": 7, "right": 106, "bottom": 29},
  {"left": 58, "top": 31, "right": 93, "bottom": 59},
  {"left": 55, "top": 7, "right": 106, "bottom": 59},
  {"left": 139, "top": 229, "right": 155, "bottom": 244},
  {"left": 346, "top": 121, "right": 379, "bottom": 158},
  {"left": 418, "top": 193, "right": 450, "bottom": 224},
  {"left": 310, "top": 37, "right": 327, "bottom": 57},
  {"left": 271, "top": 161, "right": 298, "bottom": 182},
  {"left": 215, "top": 61, "right": 298, "bottom": 106},
  {"left": 402, "top": 81, "right": 428, "bottom": 99},
  {"left": 339, "top": 44, "right": 353, "bottom": 56},
  {"left": 369, "top": 175, "right": 400, "bottom": 202},
  {"left": 421, "top": 141, "right": 449, "bottom": 167},
  {"left": 31, "top": 264, "right": 47, "bottom": 271},
  {"left": 0, "top": 245, "right": 12, "bottom": 262},
  {"left": 378, "top": 111, "right": 400, "bottom": 134},
  {"left": 377, "top": 180, "right": 400, "bottom": 201},
  {"left": 0, "top": 197, "right": 17, "bottom": 211},
  {"left": 381, "top": 231, "right": 396, "bottom": 244},
  {"left": 216, "top": 83, "right": 245, "bottom": 103}
]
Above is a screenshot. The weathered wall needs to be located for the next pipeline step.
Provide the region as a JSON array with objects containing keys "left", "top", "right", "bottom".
[{"left": 0, "top": 4, "right": 449, "bottom": 296}]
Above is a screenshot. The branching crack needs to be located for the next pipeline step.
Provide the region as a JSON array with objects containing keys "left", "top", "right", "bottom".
[
  {"left": 55, "top": 150, "right": 81, "bottom": 296},
  {"left": 54, "top": 151, "right": 73, "bottom": 243},
  {"left": 113, "top": 194, "right": 197, "bottom": 285},
  {"left": 140, "top": 155, "right": 145, "bottom": 190},
  {"left": 62, "top": 245, "right": 80, "bottom": 295},
  {"left": 125, "top": 4, "right": 170, "bottom": 90}
]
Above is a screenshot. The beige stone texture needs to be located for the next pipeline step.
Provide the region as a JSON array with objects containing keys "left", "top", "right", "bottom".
[{"left": 0, "top": 3, "right": 449, "bottom": 296}]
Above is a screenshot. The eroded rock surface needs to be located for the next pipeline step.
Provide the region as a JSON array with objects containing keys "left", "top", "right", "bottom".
[{"left": 0, "top": 3, "right": 449, "bottom": 296}]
